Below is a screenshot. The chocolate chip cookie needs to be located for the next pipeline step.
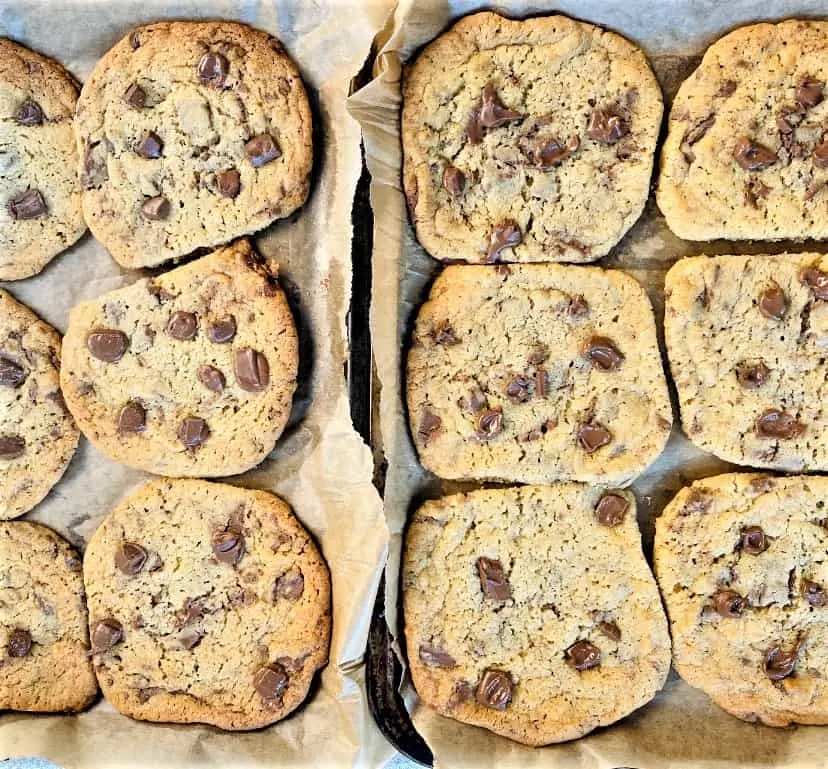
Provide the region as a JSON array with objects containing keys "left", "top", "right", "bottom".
[
  {"left": 60, "top": 239, "right": 297, "bottom": 477},
  {"left": 655, "top": 472, "right": 828, "bottom": 726},
  {"left": 404, "top": 485, "right": 671, "bottom": 745},
  {"left": 83, "top": 478, "right": 330, "bottom": 730},
  {"left": 665, "top": 253, "right": 828, "bottom": 472},
  {"left": 658, "top": 20, "right": 828, "bottom": 241},
  {"left": 1, "top": 521, "right": 97, "bottom": 712},
  {"left": 402, "top": 11, "right": 662, "bottom": 264},
  {"left": 0, "top": 290, "right": 79, "bottom": 519},
  {"left": 408, "top": 264, "right": 672, "bottom": 485},
  {"left": 74, "top": 21, "right": 312, "bottom": 269},
  {"left": 0, "top": 38, "right": 86, "bottom": 280}
]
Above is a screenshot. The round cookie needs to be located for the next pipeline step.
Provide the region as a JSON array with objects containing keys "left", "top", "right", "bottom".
[
  {"left": 60, "top": 239, "right": 298, "bottom": 478},
  {"left": 402, "top": 11, "right": 662, "bottom": 264},
  {"left": 0, "top": 38, "right": 86, "bottom": 280},
  {"left": 655, "top": 473, "right": 828, "bottom": 727},
  {"left": 0, "top": 289, "right": 79, "bottom": 519},
  {"left": 404, "top": 485, "right": 671, "bottom": 745},
  {"left": 74, "top": 21, "right": 312, "bottom": 269},
  {"left": 0, "top": 521, "right": 97, "bottom": 712},
  {"left": 83, "top": 478, "right": 330, "bottom": 730}
]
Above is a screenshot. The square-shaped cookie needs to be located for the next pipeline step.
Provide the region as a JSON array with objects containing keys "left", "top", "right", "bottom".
[
  {"left": 655, "top": 473, "right": 828, "bottom": 726},
  {"left": 402, "top": 11, "right": 662, "bottom": 264},
  {"left": 407, "top": 264, "right": 672, "bottom": 485},
  {"left": 404, "top": 485, "right": 670, "bottom": 745},
  {"left": 665, "top": 252, "right": 828, "bottom": 472}
]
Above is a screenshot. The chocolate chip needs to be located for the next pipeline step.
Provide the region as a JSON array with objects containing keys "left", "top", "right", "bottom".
[
  {"left": 522, "top": 134, "right": 580, "bottom": 168},
  {"left": 679, "top": 114, "right": 716, "bottom": 163},
  {"left": 15, "top": 99, "right": 43, "bottom": 126},
  {"left": 475, "top": 668, "right": 513, "bottom": 710},
  {"left": 755, "top": 409, "right": 805, "bottom": 439},
  {"left": 253, "top": 663, "right": 289, "bottom": 702},
  {"left": 535, "top": 368, "right": 548, "bottom": 398},
  {"left": 758, "top": 284, "right": 787, "bottom": 319},
  {"left": 9, "top": 189, "right": 46, "bottom": 220},
  {"left": 135, "top": 131, "right": 163, "bottom": 159},
  {"left": 178, "top": 417, "right": 209, "bottom": 449},
  {"left": 432, "top": 322, "right": 459, "bottom": 346},
  {"left": 418, "top": 644, "right": 457, "bottom": 668},
  {"left": 505, "top": 375, "right": 531, "bottom": 403},
  {"left": 115, "top": 542, "right": 148, "bottom": 575},
  {"left": 216, "top": 169, "right": 241, "bottom": 199},
  {"left": 480, "top": 82, "right": 522, "bottom": 128},
  {"left": 477, "top": 557, "right": 510, "bottom": 600},
  {"left": 577, "top": 422, "right": 612, "bottom": 453},
  {"left": 741, "top": 526, "right": 769, "bottom": 555},
  {"left": 583, "top": 336, "right": 624, "bottom": 371},
  {"left": 7, "top": 629, "right": 32, "bottom": 658},
  {"left": 595, "top": 493, "right": 629, "bottom": 527},
  {"left": 568, "top": 295, "right": 589, "bottom": 317},
  {"left": 212, "top": 529, "right": 244, "bottom": 564},
  {"left": 129, "top": 31, "right": 141, "bottom": 49},
  {"left": 198, "top": 365, "right": 225, "bottom": 393},
  {"left": 166, "top": 311, "right": 198, "bottom": 341},
  {"left": 197, "top": 52, "right": 229, "bottom": 87},
  {"left": 712, "top": 590, "right": 745, "bottom": 618},
  {"left": 598, "top": 620, "right": 621, "bottom": 642},
  {"left": 801, "top": 267, "right": 828, "bottom": 300},
  {"left": 123, "top": 82, "right": 146, "bottom": 108},
  {"left": 802, "top": 579, "right": 828, "bottom": 607},
  {"left": 82, "top": 141, "right": 109, "bottom": 189},
  {"left": 485, "top": 220, "right": 521, "bottom": 262},
  {"left": 764, "top": 643, "right": 800, "bottom": 681},
  {"left": 234, "top": 348, "right": 270, "bottom": 392},
  {"left": 586, "top": 108, "right": 629, "bottom": 144},
  {"left": 797, "top": 77, "right": 824, "bottom": 108},
  {"left": 475, "top": 409, "right": 503, "bottom": 440},
  {"left": 733, "top": 137, "right": 777, "bottom": 171},
  {"left": 92, "top": 618, "right": 123, "bottom": 651},
  {"left": 179, "top": 629, "right": 203, "bottom": 650},
  {"left": 735, "top": 360, "right": 770, "bottom": 389},
  {"left": 418, "top": 411, "right": 441, "bottom": 444},
  {"left": 566, "top": 640, "right": 601, "bottom": 671},
  {"left": 91, "top": 331, "right": 131, "bottom": 367},
  {"left": 244, "top": 134, "right": 281, "bottom": 168},
  {"left": 118, "top": 401, "right": 146, "bottom": 434},
  {"left": 443, "top": 165, "right": 466, "bottom": 196},
  {"left": 0, "top": 357, "right": 26, "bottom": 388},
  {"left": 813, "top": 140, "right": 828, "bottom": 168},
  {"left": 745, "top": 178, "right": 771, "bottom": 208},
  {"left": 141, "top": 195, "right": 170, "bottom": 221},
  {"left": 274, "top": 570, "right": 304, "bottom": 600},
  {"left": 449, "top": 679, "right": 474, "bottom": 708},
  {"left": 208, "top": 316, "right": 236, "bottom": 343}
]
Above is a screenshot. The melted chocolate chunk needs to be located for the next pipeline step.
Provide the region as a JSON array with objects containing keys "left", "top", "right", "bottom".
[
  {"left": 583, "top": 336, "right": 624, "bottom": 371},
  {"left": 7, "top": 628, "right": 32, "bottom": 658},
  {"left": 245, "top": 134, "right": 281, "bottom": 167},
  {"left": 796, "top": 77, "right": 824, "bottom": 108},
  {"left": 745, "top": 177, "right": 771, "bottom": 208},
  {"left": 140, "top": 195, "right": 170, "bottom": 221},
  {"left": 208, "top": 316, "right": 236, "bottom": 343},
  {"left": 432, "top": 322, "right": 459, "bottom": 346},
  {"left": 418, "top": 411, "right": 441, "bottom": 444},
  {"left": 212, "top": 529, "right": 244, "bottom": 564},
  {"left": 0, "top": 357, "right": 26, "bottom": 388},
  {"left": 802, "top": 579, "right": 828, "bottom": 607},
  {"left": 115, "top": 542, "right": 148, "bottom": 575},
  {"left": 443, "top": 165, "right": 466, "bottom": 196},
  {"left": 466, "top": 82, "right": 522, "bottom": 144},
  {"left": 419, "top": 644, "right": 457, "bottom": 668},
  {"left": 595, "top": 493, "right": 629, "bottom": 527},
  {"left": 712, "top": 590, "right": 745, "bottom": 618},
  {"left": 166, "top": 311, "right": 198, "bottom": 341},
  {"left": 505, "top": 375, "right": 531, "bottom": 403},
  {"left": 741, "top": 526, "right": 769, "bottom": 555},
  {"left": 568, "top": 295, "right": 589, "bottom": 317},
  {"left": 566, "top": 640, "right": 601, "bottom": 671},
  {"left": 763, "top": 642, "right": 800, "bottom": 681},
  {"left": 522, "top": 134, "right": 579, "bottom": 168},
  {"left": 179, "top": 629, "right": 203, "bottom": 650},
  {"left": 118, "top": 401, "right": 146, "bottom": 433},
  {"left": 475, "top": 409, "right": 503, "bottom": 440},
  {"left": 755, "top": 409, "right": 805, "bottom": 439},
  {"left": 813, "top": 140, "right": 828, "bottom": 168},
  {"left": 274, "top": 569, "right": 304, "bottom": 601},
  {"left": 198, "top": 365, "right": 225, "bottom": 393},
  {"left": 0, "top": 435, "right": 25, "bottom": 458},
  {"left": 87, "top": 329, "right": 128, "bottom": 362},
  {"left": 535, "top": 368, "right": 548, "bottom": 398},
  {"left": 234, "top": 348, "right": 270, "bottom": 392},
  {"left": 177, "top": 417, "right": 209, "bottom": 449},
  {"left": 216, "top": 169, "right": 241, "bottom": 199},
  {"left": 9, "top": 189, "right": 46, "bottom": 220},
  {"left": 758, "top": 284, "right": 787, "bottom": 319},
  {"left": 92, "top": 618, "right": 123, "bottom": 651},
  {"left": 733, "top": 137, "right": 777, "bottom": 171},
  {"left": 598, "top": 620, "right": 622, "bottom": 642},
  {"left": 735, "top": 360, "right": 770, "bottom": 389},
  {"left": 253, "top": 663, "right": 289, "bottom": 702},
  {"left": 801, "top": 267, "right": 828, "bottom": 300},
  {"left": 197, "top": 51, "right": 229, "bottom": 87},
  {"left": 680, "top": 114, "right": 715, "bottom": 163},
  {"left": 476, "top": 557, "right": 510, "bottom": 600},
  {"left": 485, "top": 220, "right": 521, "bottom": 263},
  {"left": 586, "top": 108, "right": 629, "bottom": 144},
  {"left": 122, "top": 82, "right": 146, "bottom": 108},
  {"left": 82, "top": 141, "right": 110, "bottom": 189},
  {"left": 475, "top": 669, "right": 513, "bottom": 710},
  {"left": 135, "top": 131, "right": 163, "bottom": 159},
  {"left": 15, "top": 99, "right": 43, "bottom": 126},
  {"left": 577, "top": 422, "right": 612, "bottom": 453}
]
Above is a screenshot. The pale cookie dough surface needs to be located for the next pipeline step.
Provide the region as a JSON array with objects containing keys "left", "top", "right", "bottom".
[
  {"left": 60, "top": 239, "right": 298, "bottom": 478},
  {"left": 0, "top": 38, "right": 86, "bottom": 280},
  {"left": 656, "top": 473, "right": 828, "bottom": 726},
  {"left": 665, "top": 253, "right": 828, "bottom": 472},
  {"left": 402, "top": 11, "right": 662, "bottom": 264},
  {"left": 404, "top": 485, "right": 671, "bottom": 746},
  {"left": 0, "top": 290, "right": 79, "bottom": 519},
  {"left": 75, "top": 21, "right": 312, "bottom": 269},
  {"left": 83, "top": 479, "right": 330, "bottom": 730},
  {"left": 0, "top": 521, "right": 97, "bottom": 713},
  {"left": 658, "top": 20, "right": 828, "bottom": 242},
  {"left": 407, "top": 264, "right": 672, "bottom": 485}
]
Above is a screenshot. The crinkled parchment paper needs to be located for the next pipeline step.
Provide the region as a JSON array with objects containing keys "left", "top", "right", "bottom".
[
  {"left": 0, "top": 1, "right": 396, "bottom": 766},
  {"left": 350, "top": 1, "right": 828, "bottom": 766}
]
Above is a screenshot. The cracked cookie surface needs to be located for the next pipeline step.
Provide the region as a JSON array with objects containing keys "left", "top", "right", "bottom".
[
  {"left": 83, "top": 478, "right": 330, "bottom": 730},
  {"left": 404, "top": 485, "right": 670, "bottom": 745},
  {"left": 402, "top": 11, "right": 662, "bottom": 264},
  {"left": 0, "top": 38, "right": 86, "bottom": 280},
  {"left": 658, "top": 20, "right": 828, "bottom": 241},
  {"left": 74, "top": 21, "right": 312, "bottom": 269},
  {"left": 655, "top": 472, "right": 828, "bottom": 726},
  {"left": 407, "top": 264, "right": 672, "bottom": 485},
  {"left": 0, "top": 521, "right": 97, "bottom": 712},
  {"left": 665, "top": 253, "right": 828, "bottom": 472},
  {"left": 0, "top": 290, "right": 79, "bottom": 519},
  {"left": 60, "top": 239, "right": 298, "bottom": 477}
]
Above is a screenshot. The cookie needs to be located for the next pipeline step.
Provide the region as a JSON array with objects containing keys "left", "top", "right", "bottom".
[
  {"left": 0, "top": 290, "right": 79, "bottom": 519},
  {"left": 60, "top": 239, "right": 297, "bottom": 477},
  {"left": 401, "top": 11, "right": 662, "bottom": 264},
  {"left": 0, "top": 521, "right": 97, "bottom": 712},
  {"left": 83, "top": 478, "right": 330, "bottom": 730},
  {"left": 407, "top": 264, "right": 672, "bottom": 485},
  {"left": 0, "top": 38, "right": 86, "bottom": 280},
  {"left": 655, "top": 472, "right": 828, "bottom": 726},
  {"left": 664, "top": 252, "right": 828, "bottom": 472},
  {"left": 74, "top": 21, "right": 312, "bottom": 269},
  {"left": 404, "top": 485, "right": 670, "bottom": 745},
  {"left": 658, "top": 20, "right": 828, "bottom": 241}
]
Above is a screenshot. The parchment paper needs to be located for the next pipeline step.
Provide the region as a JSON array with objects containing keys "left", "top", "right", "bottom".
[
  {"left": 0, "top": 1, "right": 397, "bottom": 766},
  {"left": 350, "top": 1, "right": 828, "bottom": 766}
]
